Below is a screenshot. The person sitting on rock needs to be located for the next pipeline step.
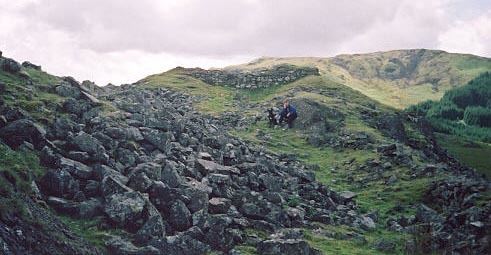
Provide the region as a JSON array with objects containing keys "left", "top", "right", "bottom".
[{"left": 278, "top": 98, "right": 297, "bottom": 129}]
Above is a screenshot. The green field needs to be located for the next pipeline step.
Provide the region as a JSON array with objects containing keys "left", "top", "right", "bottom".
[{"left": 436, "top": 133, "right": 491, "bottom": 178}]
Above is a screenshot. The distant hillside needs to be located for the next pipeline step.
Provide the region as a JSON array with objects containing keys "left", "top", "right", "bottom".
[
  {"left": 406, "top": 72, "right": 491, "bottom": 176},
  {"left": 226, "top": 49, "right": 491, "bottom": 109}
]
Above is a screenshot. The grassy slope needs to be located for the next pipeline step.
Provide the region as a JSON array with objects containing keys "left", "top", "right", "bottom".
[
  {"left": 1, "top": 66, "right": 66, "bottom": 123},
  {"left": 137, "top": 68, "right": 237, "bottom": 115}
]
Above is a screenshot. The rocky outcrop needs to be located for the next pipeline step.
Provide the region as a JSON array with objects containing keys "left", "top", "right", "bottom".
[
  {"left": 409, "top": 178, "right": 490, "bottom": 254},
  {"left": 0, "top": 57, "right": 21, "bottom": 74},
  {"left": 181, "top": 64, "right": 319, "bottom": 89},
  {"left": 0, "top": 82, "right": 364, "bottom": 254},
  {"left": 21, "top": 61, "right": 41, "bottom": 70}
]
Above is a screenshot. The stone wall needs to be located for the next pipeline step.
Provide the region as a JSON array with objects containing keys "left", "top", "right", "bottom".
[{"left": 184, "top": 64, "right": 319, "bottom": 89}]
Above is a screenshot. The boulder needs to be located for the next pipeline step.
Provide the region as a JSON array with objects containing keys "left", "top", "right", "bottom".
[
  {"left": 148, "top": 181, "right": 180, "bottom": 214},
  {"left": 55, "top": 84, "right": 81, "bottom": 98},
  {"left": 198, "top": 152, "right": 213, "bottom": 160},
  {"left": 70, "top": 132, "right": 108, "bottom": 162},
  {"left": 135, "top": 200, "right": 165, "bottom": 246},
  {"left": 51, "top": 117, "right": 80, "bottom": 139},
  {"left": 415, "top": 204, "right": 443, "bottom": 223},
  {"left": 128, "top": 162, "right": 162, "bottom": 181},
  {"left": 374, "top": 239, "right": 396, "bottom": 253},
  {"left": 106, "top": 236, "right": 160, "bottom": 255},
  {"left": 94, "top": 164, "right": 128, "bottom": 183},
  {"left": 338, "top": 191, "right": 357, "bottom": 202},
  {"left": 161, "top": 160, "right": 183, "bottom": 188},
  {"left": 47, "top": 196, "right": 79, "bottom": 215},
  {"left": 0, "top": 119, "right": 47, "bottom": 149},
  {"left": 104, "top": 192, "right": 146, "bottom": 232},
  {"left": 58, "top": 157, "right": 93, "bottom": 179},
  {"left": 127, "top": 172, "right": 153, "bottom": 192},
  {"left": 62, "top": 98, "right": 91, "bottom": 116},
  {"left": 102, "top": 175, "right": 133, "bottom": 198},
  {"left": 257, "top": 239, "right": 320, "bottom": 255},
  {"left": 182, "top": 181, "right": 211, "bottom": 213},
  {"left": 241, "top": 202, "right": 267, "bottom": 220},
  {"left": 208, "top": 197, "right": 231, "bottom": 214},
  {"left": 78, "top": 198, "right": 103, "bottom": 218},
  {"left": 375, "top": 114, "right": 407, "bottom": 142},
  {"left": 40, "top": 145, "right": 59, "bottom": 168},
  {"left": 161, "top": 233, "right": 210, "bottom": 255},
  {"left": 141, "top": 128, "right": 172, "bottom": 151},
  {"left": 21, "top": 61, "right": 41, "bottom": 70},
  {"left": 80, "top": 91, "right": 101, "bottom": 105},
  {"left": 358, "top": 216, "right": 376, "bottom": 230},
  {"left": 83, "top": 180, "right": 101, "bottom": 197},
  {"left": 169, "top": 199, "right": 192, "bottom": 231},
  {"left": 38, "top": 169, "right": 79, "bottom": 198},
  {"left": 203, "top": 215, "right": 236, "bottom": 251},
  {"left": 127, "top": 127, "right": 144, "bottom": 141},
  {"left": 195, "top": 159, "right": 240, "bottom": 175},
  {"left": 67, "top": 151, "right": 90, "bottom": 162}
]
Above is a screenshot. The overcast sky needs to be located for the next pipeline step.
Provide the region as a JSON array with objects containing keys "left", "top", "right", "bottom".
[{"left": 1, "top": 0, "right": 490, "bottom": 85}]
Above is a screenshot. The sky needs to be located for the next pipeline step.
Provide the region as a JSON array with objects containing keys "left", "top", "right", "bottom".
[{"left": 1, "top": 0, "right": 490, "bottom": 85}]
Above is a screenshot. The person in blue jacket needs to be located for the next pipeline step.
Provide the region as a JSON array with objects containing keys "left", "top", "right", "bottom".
[{"left": 278, "top": 99, "right": 297, "bottom": 129}]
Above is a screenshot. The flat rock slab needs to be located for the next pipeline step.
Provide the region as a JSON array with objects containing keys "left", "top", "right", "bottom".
[
  {"left": 196, "top": 159, "right": 240, "bottom": 175},
  {"left": 339, "top": 191, "right": 357, "bottom": 200}
]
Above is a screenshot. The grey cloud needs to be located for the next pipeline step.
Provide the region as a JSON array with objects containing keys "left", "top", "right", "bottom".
[{"left": 22, "top": 0, "right": 421, "bottom": 56}]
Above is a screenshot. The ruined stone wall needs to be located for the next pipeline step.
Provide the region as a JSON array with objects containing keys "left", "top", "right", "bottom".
[{"left": 186, "top": 64, "right": 319, "bottom": 89}]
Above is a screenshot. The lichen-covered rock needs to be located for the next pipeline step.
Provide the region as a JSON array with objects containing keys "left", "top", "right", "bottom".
[
  {"left": 168, "top": 199, "right": 192, "bottom": 231},
  {"left": 104, "top": 192, "right": 146, "bottom": 232}
]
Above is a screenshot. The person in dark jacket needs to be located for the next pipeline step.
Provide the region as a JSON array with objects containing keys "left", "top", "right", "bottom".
[{"left": 278, "top": 99, "right": 297, "bottom": 128}]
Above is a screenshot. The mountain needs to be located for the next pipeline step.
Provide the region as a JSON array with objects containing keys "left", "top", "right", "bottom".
[
  {"left": 225, "top": 49, "right": 491, "bottom": 109},
  {"left": 0, "top": 50, "right": 490, "bottom": 254}
]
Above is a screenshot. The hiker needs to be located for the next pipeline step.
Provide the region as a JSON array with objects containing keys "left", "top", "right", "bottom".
[{"left": 278, "top": 99, "right": 297, "bottom": 129}]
